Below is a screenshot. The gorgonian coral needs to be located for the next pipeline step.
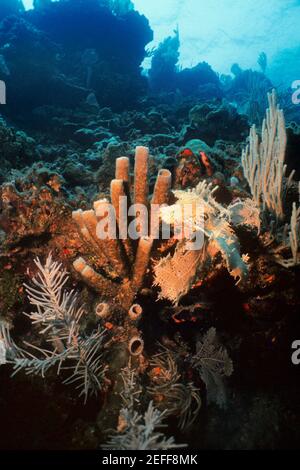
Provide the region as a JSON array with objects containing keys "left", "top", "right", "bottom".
[{"left": 153, "top": 181, "right": 255, "bottom": 305}]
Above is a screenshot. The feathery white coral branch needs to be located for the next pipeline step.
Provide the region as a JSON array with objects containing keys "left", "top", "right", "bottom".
[{"left": 24, "top": 253, "right": 85, "bottom": 342}]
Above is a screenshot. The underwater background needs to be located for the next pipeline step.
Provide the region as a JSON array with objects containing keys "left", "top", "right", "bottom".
[{"left": 0, "top": 0, "right": 299, "bottom": 451}]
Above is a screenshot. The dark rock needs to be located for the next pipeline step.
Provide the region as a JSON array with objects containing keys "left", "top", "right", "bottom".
[
  {"left": 62, "top": 160, "right": 94, "bottom": 185},
  {"left": 0, "top": 16, "right": 87, "bottom": 117},
  {"left": 26, "top": 0, "right": 153, "bottom": 110},
  {"left": 148, "top": 133, "right": 178, "bottom": 147},
  {"left": 73, "top": 128, "right": 99, "bottom": 145},
  {"left": 181, "top": 101, "right": 249, "bottom": 145}
]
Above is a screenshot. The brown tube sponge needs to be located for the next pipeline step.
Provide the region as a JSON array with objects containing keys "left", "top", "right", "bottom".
[
  {"left": 151, "top": 169, "right": 172, "bottom": 205},
  {"left": 72, "top": 146, "right": 173, "bottom": 310},
  {"left": 72, "top": 210, "right": 93, "bottom": 242},
  {"left": 128, "top": 335, "right": 144, "bottom": 356},
  {"left": 110, "top": 179, "right": 133, "bottom": 263},
  {"left": 110, "top": 179, "right": 126, "bottom": 227},
  {"left": 128, "top": 303, "right": 143, "bottom": 321},
  {"left": 93, "top": 198, "right": 129, "bottom": 278},
  {"left": 95, "top": 302, "right": 111, "bottom": 319},
  {"left": 72, "top": 210, "right": 105, "bottom": 262},
  {"left": 133, "top": 146, "right": 149, "bottom": 237},
  {"left": 73, "top": 257, "right": 116, "bottom": 295},
  {"left": 73, "top": 257, "right": 86, "bottom": 273},
  {"left": 115, "top": 156, "right": 130, "bottom": 182},
  {"left": 73, "top": 209, "right": 108, "bottom": 267},
  {"left": 150, "top": 169, "right": 172, "bottom": 238},
  {"left": 132, "top": 236, "right": 153, "bottom": 290},
  {"left": 134, "top": 146, "right": 149, "bottom": 206}
]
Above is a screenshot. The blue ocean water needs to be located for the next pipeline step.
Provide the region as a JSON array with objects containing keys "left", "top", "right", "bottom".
[
  {"left": 23, "top": 0, "right": 300, "bottom": 86},
  {"left": 0, "top": 0, "right": 298, "bottom": 122}
]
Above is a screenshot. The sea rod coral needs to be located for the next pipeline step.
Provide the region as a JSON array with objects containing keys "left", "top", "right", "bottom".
[
  {"left": 241, "top": 89, "right": 300, "bottom": 267},
  {"left": 241, "top": 89, "right": 287, "bottom": 221}
]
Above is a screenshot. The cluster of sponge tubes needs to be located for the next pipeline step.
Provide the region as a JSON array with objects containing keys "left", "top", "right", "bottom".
[{"left": 72, "top": 146, "right": 172, "bottom": 310}]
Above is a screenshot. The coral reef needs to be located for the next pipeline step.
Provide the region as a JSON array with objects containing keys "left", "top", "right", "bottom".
[
  {"left": 0, "top": 0, "right": 153, "bottom": 117},
  {"left": 0, "top": 117, "right": 36, "bottom": 182},
  {"left": 0, "top": 166, "right": 71, "bottom": 247},
  {"left": 149, "top": 30, "right": 180, "bottom": 93},
  {"left": 0, "top": 0, "right": 299, "bottom": 448}
]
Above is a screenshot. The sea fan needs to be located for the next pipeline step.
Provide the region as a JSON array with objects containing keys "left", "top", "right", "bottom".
[
  {"left": 153, "top": 241, "right": 204, "bottom": 306},
  {"left": 191, "top": 328, "right": 233, "bottom": 407},
  {"left": 154, "top": 182, "right": 250, "bottom": 304},
  {"left": 229, "top": 198, "right": 261, "bottom": 233}
]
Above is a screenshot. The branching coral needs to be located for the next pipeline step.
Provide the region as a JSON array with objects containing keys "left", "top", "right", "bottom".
[
  {"left": 104, "top": 363, "right": 186, "bottom": 450},
  {"left": 24, "top": 254, "right": 85, "bottom": 340},
  {"left": 242, "top": 90, "right": 300, "bottom": 267},
  {"left": 0, "top": 337, "right": 6, "bottom": 365},
  {"left": 119, "top": 361, "right": 143, "bottom": 410},
  {"left": 241, "top": 89, "right": 287, "bottom": 221},
  {"left": 273, "top": 194, "right": 300, "bottom": 268},
  {"left": 104, "top": 401, "right": 185, "bottom": 450},
  {"left": 10, "top": 254, "right": 109, "bottom": 403},
  {"left": 147, "top": 348, "right": 201, "bottom": 430},
  {"left": 289, "top": 201, "right": 300, "bottom": 265}
]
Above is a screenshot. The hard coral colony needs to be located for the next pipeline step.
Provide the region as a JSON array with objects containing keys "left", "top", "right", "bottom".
[{"left": 0, "top": 0, "right": 299, "bottom": 453}]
